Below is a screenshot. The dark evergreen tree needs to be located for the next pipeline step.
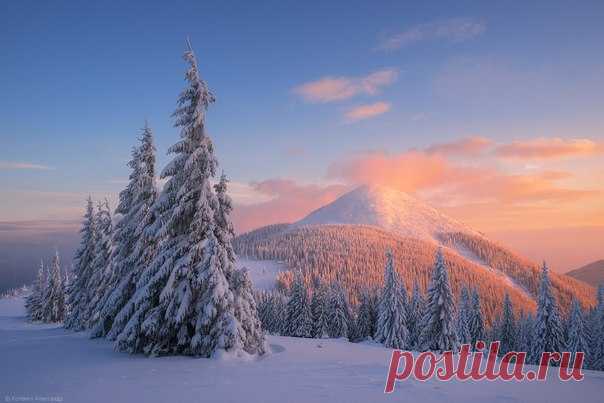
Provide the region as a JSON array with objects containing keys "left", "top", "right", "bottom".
[{"left": 284, "top": 273, "right": 313, "bottom": 338}]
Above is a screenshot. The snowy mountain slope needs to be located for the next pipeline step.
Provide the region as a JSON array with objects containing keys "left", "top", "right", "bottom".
[
  {"left": 2, "top": 297, "right": 602, "bottom": 403},
  {"left": 295, "top": 185, "right": 481, "bottom": 243}
]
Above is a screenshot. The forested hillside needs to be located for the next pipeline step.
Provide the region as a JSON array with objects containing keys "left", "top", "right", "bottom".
[{"left": 234, "top": 224, "right": 596, "bottom": 325}]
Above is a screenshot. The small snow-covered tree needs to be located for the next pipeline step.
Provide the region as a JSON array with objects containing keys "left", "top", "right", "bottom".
[
  {"left": 91, "top": 124, "right": 157, "bottom": 339},
  {"left": 531, "top": 262, "right": 564, "bottom": 363},
  {"left": 86, "top": 200, "right": 113, "bottom": 329},
  {"left": 407, "top": 281, "right": 425, "bottom": 350},
  {"left": 496, "top": 293, "right": 516, "bottom": 355},
  {"left": 311, "top": 280, "right": 330, "bottom": 338},
  {"left": 456, "top": 286, "right": 471, "bottom": 345},
  {"left": 42, "top": 251, "right": 65, "bottom": 323},
  {"left": 566, "top": 298, "right": 589, "bottom": 361},
  {"left": 468, "top": 289, "right": 485, "bottom": 349},
  {"left": 419, "top": 248, "right": 459, "bottom": 352},
  {"left": 354, "top": 289, "right": 378, "bottom": 341},
  {"left": 327, "top": 281, "right": 351, "bottom": 339},
  {"left": 284, "top": 272, "right": 313, "bottom": 338},
  {"left": 231, "top": 267, "right": 267, "bottom": 355},
  {"left": 375, "top": 251, "right": 408, "bottom": 349},
  {"left": 25, "top": 260, "right": 46, "bottom": 321},
  {"left": 64, "top": 197, "right": 96, "bottom": 331}
]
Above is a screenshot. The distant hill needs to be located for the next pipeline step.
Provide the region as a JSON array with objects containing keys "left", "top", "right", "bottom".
[
  {"left": 566, "top": 260, "right": 604, "bottom": 287},
  {"left": 234, "top": 186, "right": 596, "bottom": 325}
]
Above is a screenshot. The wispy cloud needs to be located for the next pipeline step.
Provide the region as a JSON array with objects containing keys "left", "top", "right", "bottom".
[
  {"left": 344, "top": 101, "right": 391, "bottom": 122},
  {"left": 0, "top": 161, "right": 54, "bottom": 170},
  {"left": 425, "top": 136, "right": 493, "bottom": 156},
  {"left": 293, "top": 69, "right": 398, "bottom": 103},
  {"left": 378, "top": 18, "right": 486, "bottom": 50}
]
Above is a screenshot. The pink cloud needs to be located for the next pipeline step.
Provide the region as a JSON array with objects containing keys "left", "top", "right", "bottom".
[
  {"left": 494, "top": 137, "right": 604, "bottom": 160},
  {"left": 344, "top": 102, "right": 391, "bottom": 122},
  {"left": 293, "top": 69, "right": 398, "bottom": 103}
]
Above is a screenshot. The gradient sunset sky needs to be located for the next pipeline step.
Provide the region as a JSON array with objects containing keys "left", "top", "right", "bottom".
[{"left": 1, "top": 0, "right": 603, "bottom": 272}]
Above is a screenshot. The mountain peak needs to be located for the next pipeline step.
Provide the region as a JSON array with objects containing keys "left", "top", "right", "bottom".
[{"left": 295, "top": 185, "right": 478, "bottom": 243}]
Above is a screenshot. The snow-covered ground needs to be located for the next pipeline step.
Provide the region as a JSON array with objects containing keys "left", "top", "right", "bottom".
[
  {"left": 236, "top": 257, "right": 287, "bottom": 290},
  {"left": 1, "top": 297, "right": 602, "bottom": 403}
]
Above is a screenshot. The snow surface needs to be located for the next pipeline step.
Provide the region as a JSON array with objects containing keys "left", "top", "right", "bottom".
[
  {"left": 295, "top": 185, "right": 480, "bottom": 244},
  {"left": 2, "top": 297, "right": 603, "bottom": 403},
  {"left": 235, "top": 258, "right": 287, "bottom": 290}
]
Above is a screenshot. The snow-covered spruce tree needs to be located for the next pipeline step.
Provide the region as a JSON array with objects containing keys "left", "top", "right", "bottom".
[
  {"left": 456, "top": 286, "right": 472, "bottom": 345},
  {"left": 327, "top": 281, "right": 351, "bottom": 339},
  {"left": 468, "top": 289, "right": 485, "bottom": 349},
  {"left": 25, "top": 260, "right": 46, "bottom": 321},
  {"left": 115, "top": 43, "right": 264, "bottom": 356},
  {"left": 566, "top": 298, "right": 589, "bottom": 361},
  {"left": 516, "top": 311, "right": 534, "bottom": 354},
  {"left": 407, "top": 281, "right": 425, "bottom": 350},
  {"left": 86, "top": 200, "right": 113, "bottom": 329},
  {"left": 587, "top": 284, "right": 604, "bottom": 370},
  {"left": 284, "top": 272, "right": 313, "bottom": 338},
  {"left": 354, "top": 289, "right": 378, "bottom": 341},
  {"left": 64, "top": 197, "right": 97, "bottom": 331},
  {"left": 42, "top": 251, "right": 65, "bottom": 323},
  {"left": 375, "top": 251, "right": 409, "bottom": 349},
  {"left": 497, "top": 293, "right": 517, "bottom": 355},
  {"left": 231, "top": 267, "right": 266, "bottom": 354},
  {"left": 311, "top": 280, "right": 330, "bottom": 338},
  {"left": 531, "top": 262, "right": 564, "bottom": 364},
  {"left": 91, "top": 125, "right": 157, "bottom": 339},
  {"left": 418, "top": 248, "right": 459, "bottom": 352}
]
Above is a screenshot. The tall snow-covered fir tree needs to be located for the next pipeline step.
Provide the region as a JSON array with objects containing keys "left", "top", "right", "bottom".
[
  {"left": 64, "top": 197, "right": 97, "bottom": 331},
  {"left": 311, "top": 280, "right": 330, "bottom": 338},
  {"left": 327, "top": 281, "right": 351, "bottom": 339},
  {"left": 91, "top": 125, "right": 157, "bottom": 339},
  {"left": 496, "top": 293, "right": 517, "bottom": 355},
  {"left": 375, "top": 251, "right": 409, "bottom": 349},
  {"left": 86, "top": 200, "right": 113, "bottom": 329},
  {"left": 284, "top": 272, "right": 313, "bottom": 338},
  {"left": 419, "top": 248, "right": 459, "bottom": 352},
  {"left": 566, "top": 298, "right": 589, "bottom": 361},
  {"left": 354, "top": 289, "right": 378, "bottom": 341},
  {"left": 456, "top": 286, "right": 471, "bottom": 345},
  {"left": 114, "top": 42, "right": 264, "bottom": 356},
  {"left": 407, "top": 281, "right": 425, "bottom": 350},
  {"left": 42, "top": 251, "right": 65, "bottom": 323},
  {"left": 468, "top": 289, "right": 485, "bottom": 349},
  {"left": 25, "top": 260, "right": 46, "bottom": 321},
  {"left": 531, "top": 262, "right": 564, "bottom": 363}
]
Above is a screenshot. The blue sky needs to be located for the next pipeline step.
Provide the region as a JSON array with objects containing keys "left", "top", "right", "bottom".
[{"left": 1, "top": 1, "right": 604, "bottom": 273}]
